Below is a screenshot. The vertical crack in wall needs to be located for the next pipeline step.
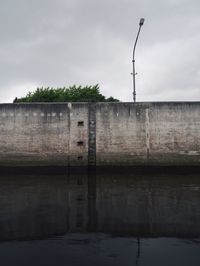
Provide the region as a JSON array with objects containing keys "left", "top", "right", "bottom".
[
  {"left": 145, "top": 108, "right": 150, "bottom": 160},
  {"left": 68, "top": 103, "right": 72, "bottom": 166},
  {"left": 88, "top": 103, "right": 96, "bottom": 167}
]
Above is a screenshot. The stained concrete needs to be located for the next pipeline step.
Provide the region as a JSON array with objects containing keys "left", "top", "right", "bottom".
[{"left": 0, "top": 102, "right": 200, "bottom": 166}]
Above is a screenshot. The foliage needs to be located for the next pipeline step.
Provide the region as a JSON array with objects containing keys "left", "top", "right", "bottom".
[{"left": 14, "top": 85, "right": 119, "bottom": 103}]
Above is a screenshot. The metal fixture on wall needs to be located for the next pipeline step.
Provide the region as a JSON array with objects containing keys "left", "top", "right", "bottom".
[{"left": 132, "top": 18, "right": 145, "bottom": 102}]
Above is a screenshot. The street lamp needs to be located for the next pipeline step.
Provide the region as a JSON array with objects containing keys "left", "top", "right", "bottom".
[{"left": 132, "top": 18, "right": 145, "bottom": 102}]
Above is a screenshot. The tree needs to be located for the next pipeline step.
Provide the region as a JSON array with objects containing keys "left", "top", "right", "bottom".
[{"left": 14, "top": 85, "right": 119, "bottom": 103}]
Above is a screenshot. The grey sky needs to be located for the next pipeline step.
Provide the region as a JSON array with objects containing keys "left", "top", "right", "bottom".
[{"left": 0, "top": 0, "right": 200, "bottom": 102}]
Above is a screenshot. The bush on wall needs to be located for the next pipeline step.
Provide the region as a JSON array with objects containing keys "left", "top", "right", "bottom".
[{"left": 14, "top": 85, "right": 119, "bottom": 103}]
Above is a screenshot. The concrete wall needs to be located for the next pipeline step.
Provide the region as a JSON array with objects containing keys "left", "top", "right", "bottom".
[
  {"left": 96, "top": 102, "right": 200, "bottom": 165},
  {"left": 0, "top": 103, "right": 88, "bottom": 166},
  {"left": 0, "top": 102, "right": 200, "bottom": 166}
]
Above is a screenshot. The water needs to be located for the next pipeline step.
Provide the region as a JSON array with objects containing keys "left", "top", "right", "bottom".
[{"left": 0, "top": 170, "right": 200, "bottom": 265}]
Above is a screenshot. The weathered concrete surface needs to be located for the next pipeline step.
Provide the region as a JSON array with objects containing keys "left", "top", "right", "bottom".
[
  {"left": 0, "top": 103, "right": 88, "bottom": 166},
  {"left": 96, "top": 102, "right": 200, "bottom": 166},
  {"left": 0, "top": 102, "right": 200, "bottom": 166}
]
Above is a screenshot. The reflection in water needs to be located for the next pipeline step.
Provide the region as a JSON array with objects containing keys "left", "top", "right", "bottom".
[
  {"left": 0, "top": 171, "right": 200, "bottom": 240},
  {"left": 0, "top": 235, "right": 199, "bottom": 266},
  {"left": 0, "top": 170, "right": 200, "bottom": 266}
]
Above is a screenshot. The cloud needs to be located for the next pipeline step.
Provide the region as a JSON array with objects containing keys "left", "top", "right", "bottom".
[{"left": 0, "top": 0, "right": 199, "bottom": 102}]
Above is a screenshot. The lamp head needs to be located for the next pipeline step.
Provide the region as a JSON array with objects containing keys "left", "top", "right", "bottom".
[{"left": 139, "top": 18, "right": 145, "bottom": 26}]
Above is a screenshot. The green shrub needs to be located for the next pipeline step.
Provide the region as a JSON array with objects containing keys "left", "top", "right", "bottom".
[{"left": 14, "top": 85, "right": 119, "bottom": 103}]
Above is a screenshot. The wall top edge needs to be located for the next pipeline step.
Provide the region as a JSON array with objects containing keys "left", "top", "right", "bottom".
[{"left": 0, "top": 101, "right": 200, "bottom": 106}]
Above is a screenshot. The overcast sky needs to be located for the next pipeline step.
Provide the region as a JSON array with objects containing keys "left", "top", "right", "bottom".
[{"left": 0, "top": 0, "right": 200, "bottom": 103}]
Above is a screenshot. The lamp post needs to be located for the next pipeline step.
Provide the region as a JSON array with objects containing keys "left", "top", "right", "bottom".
[{"left": 132, "top": 18, "right": 145, "bottom": 102}]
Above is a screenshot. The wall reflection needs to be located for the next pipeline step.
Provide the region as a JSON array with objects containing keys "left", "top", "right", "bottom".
[{"left": 0, "top": 171, "right": 199, "bottom": 241}]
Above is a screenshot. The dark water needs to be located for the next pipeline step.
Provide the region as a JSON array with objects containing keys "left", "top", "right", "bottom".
[{"left": 0, "top": 170, "right": 200, "bottom": 265}]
